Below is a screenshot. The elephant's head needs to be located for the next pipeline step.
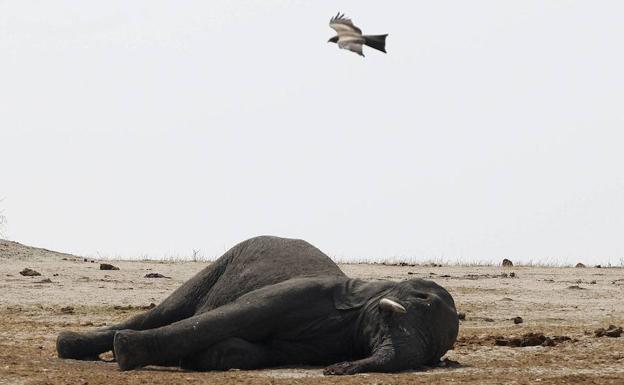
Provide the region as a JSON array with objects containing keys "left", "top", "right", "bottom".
[
  {"left": 376, "top": 279, "right": 459, "bottom": 369},
  {"left": 334, "top": 278, "right": 459, "bottom": 372}
]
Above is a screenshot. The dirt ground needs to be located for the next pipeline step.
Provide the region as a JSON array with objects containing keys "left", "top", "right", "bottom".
[{"left": 1, "top": 240, "right": 623, "bottom": 385}]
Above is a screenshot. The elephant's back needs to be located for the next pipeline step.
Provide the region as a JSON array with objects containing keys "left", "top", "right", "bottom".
[
  {"left": 196, "top": 236, "right": 344, "bottom": 312},
  {"left": 235, "top": 235, "right": 343, "bottom": 275}
]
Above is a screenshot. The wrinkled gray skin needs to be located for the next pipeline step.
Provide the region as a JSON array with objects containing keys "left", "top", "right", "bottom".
[{"left": 57, "top": 236, "right": 459, "bottom": 375}]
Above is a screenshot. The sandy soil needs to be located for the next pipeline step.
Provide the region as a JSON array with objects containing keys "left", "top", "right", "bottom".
[{"left": 1, "top": 239, "right": 623, "bottom": 384}]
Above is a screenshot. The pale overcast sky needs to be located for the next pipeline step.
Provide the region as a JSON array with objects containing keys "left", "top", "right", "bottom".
[{"left": 1, "top": 1, "right": 623, "bottom": 264}]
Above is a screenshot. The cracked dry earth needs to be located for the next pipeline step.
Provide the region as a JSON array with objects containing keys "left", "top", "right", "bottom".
[{"left": 1, "top": 240, "right": 623, "bottom": 385}]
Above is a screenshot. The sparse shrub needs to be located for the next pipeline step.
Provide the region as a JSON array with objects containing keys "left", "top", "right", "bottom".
[
  {"left": 0, "top": 199, "right": 6, "bottom": 238},
  {"left": 0, "top": 214, "right": 5, "bottom": 237}
]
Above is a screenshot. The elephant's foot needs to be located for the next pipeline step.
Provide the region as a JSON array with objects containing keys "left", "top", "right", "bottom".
[
  {"left": 57, "top": 330, "right": 115, "bottom": 360},
  {"left": 113, "top": 330, "right": 150, "bottom": 371},
  {"left": 323, "top": 361, "right": 359, "bottom": 375},
  {"left": 324, "top": 351, "right": 397, "bottom": 375}
]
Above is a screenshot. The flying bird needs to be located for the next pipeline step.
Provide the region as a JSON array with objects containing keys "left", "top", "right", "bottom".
[{"left": 328, "top": 13, "right": 388, "bottom": 57}]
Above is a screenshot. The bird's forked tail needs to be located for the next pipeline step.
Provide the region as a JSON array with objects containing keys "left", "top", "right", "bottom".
[{"left": 363, "top": 34, "right": 388, "bottom": 53}]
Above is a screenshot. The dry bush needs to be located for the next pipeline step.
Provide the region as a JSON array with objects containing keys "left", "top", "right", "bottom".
[{"left": 0, "top": 199, "right": 6, "bottom": 238}]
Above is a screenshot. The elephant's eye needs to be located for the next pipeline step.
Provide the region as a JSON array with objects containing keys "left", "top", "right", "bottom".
[{"left": 415, "top": 293, "right": 428, "bottom": 300}]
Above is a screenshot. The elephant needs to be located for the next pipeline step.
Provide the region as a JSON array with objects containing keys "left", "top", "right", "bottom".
[{"left": 56, "top": 236, "right": 459, "bottom": 374}]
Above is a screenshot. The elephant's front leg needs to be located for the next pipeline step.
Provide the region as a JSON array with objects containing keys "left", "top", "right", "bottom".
[
  {"left": 323, "top": 346, "right": 396, "bottom": 375},
  {"left": 113, "top": 279, "right": 326, "bottom": 370},
  {"left": 180, "top": 338, "right": 275, "bottom": 370}
]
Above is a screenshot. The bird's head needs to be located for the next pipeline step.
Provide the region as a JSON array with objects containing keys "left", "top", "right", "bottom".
[{"left": 327, "top": 36, "right": 339, "bottom": 44}]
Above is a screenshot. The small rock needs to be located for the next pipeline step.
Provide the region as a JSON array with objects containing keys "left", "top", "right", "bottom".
[
  {"left": 494, "top": 332, "right": 571, "bottom": 348},
  {"left": 500, "top": 273, "right": 509, "bottom": 278},
  {"left": 144, "top": 273, "right": 170, "bottom": 279},
  {"left": 60, "top": 306, "right": 74, "bottom": 314},
  {"left": 501, "top": 297, "right": 513, "bottom": 301},
  {"left": 83, "top": 258, "right": 88, "bottom": 262},
  {"left": 575, "top": 263, "right": 586, "bottom": 268},
  {"left": 53, "top": 273, "right": 59, "bottom": 276},
  {"left": 35, "top": 278, "right": 52, "bottom": 283},
  {"left": 407, "top": 271, "right": 415, "bottom": 275},
  {"left": 595, "top": 325, "right": 622, "bottom": 338},
  {"left": 509, "top": 272, "right": 516, "bottom": 278},
  {"left": 495, "top": 338, "right": 512, "bottom": 346},
  {"left": 458, "top": 312, "right": 466, "bottom": 320},
  {"left": 513, "top": 316, "right": 523, "bottom": 324},
  {"left": 426, "top": 263, "right": 440, "bottom": 267},
  {"left": 605, "top": 326, "right": 623, "bottom": 337},
  {"left": 590, "top": 280, "right": 596, "bottom": 284},
  {"left": 541, "top": 337, "right": 556, "bottom": 347},
  {"left": 595, "top": 265, "right": 601, "bottom": 268},
  {"left": 567, "top": 285, "right": 584, "bottom": 290},
  {"left": 100, "top": 263, "right": 119, "bottom": 271},
  {"left": 484, "top": 317, "right": 495, "bottom": 322},
  {"left": 502, "top": 259, "right": 513, "bottom": 267},
  {"left": 81, "top": 321, "right": 94, "bottom": 326},
  {"left": 19, "top": 268, "right": 41, "bottom": 276}
]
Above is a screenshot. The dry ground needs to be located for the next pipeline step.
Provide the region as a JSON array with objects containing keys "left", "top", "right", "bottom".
[{"left": 1, "top": 240, "right": 623, "bottom": 385}]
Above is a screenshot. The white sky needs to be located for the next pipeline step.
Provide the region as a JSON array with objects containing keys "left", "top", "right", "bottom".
[{"left": 1, "top": 1, "right": 623, "bottom": 264}]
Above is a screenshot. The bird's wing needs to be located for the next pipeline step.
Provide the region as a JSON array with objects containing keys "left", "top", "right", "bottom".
[
  {"left": 338, "top": 40, "right": 365, "bottom": 57},
  {"left": 329, "top": 12, "right": 362, "bottom": 36}
]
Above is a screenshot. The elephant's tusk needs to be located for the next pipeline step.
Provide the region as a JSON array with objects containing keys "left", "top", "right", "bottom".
[{"left": 379, "top": 298, "right": 407, "bottom": 314}]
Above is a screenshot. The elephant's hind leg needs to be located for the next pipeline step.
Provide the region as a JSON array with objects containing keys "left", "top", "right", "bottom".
[
  {"left": 56, "top": 301, "right": 196, "bottom": 361},
  {"left": 56, "top": 304, "right": 193, "bottom": 360},
  {"left": 56, "top": 330, "right": 117, "bottom": 360},
  {"left": 180, "top": 338, "right": 275, "bottom": 371},
  {"left": 57, "top": 246, "right": 238, "bottom": 360}
]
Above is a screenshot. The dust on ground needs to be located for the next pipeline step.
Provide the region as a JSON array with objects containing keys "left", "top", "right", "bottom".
[{"left": 1, "top": 239, "right": 623, "bottom": 385}]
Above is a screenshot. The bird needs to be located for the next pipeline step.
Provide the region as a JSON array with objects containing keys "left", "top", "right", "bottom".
[{"left": 327, "top": 12, "right": 388, "bottom": 57}]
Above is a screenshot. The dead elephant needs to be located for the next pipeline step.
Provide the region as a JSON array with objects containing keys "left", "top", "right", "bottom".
[{"left": 57, "top": 236, "right": 459, "bottom": 374}]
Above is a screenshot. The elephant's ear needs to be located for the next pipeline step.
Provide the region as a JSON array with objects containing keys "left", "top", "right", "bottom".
[{"left": 334, "top": 279, "right": 395, "bottom": 310}]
